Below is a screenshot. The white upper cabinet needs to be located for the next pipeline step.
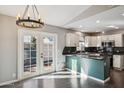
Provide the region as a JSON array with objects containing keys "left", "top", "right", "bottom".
[
  {"left": 114, "top": 34, "right": 123, "bottom": 47},
  {"left": 107, "top": 35, "right": 115, "bottom": 41},
  {"left": 97, "top": 36, "right": 102, "bottom": 47},
  {"left": 84, "top": 36, "right": 91, "bottom": 47},
  {"left": 101, "top": 35, "right": 114, "bottom": 41},
  {"left": 66, "top": 33, "right": 82, "bottom": 47},
  {"left": 101, "top": 34, "right": 123, "bottom": 47},
  {"left": 85, "top": 36, "right": 102, "bottom": 47},
  {"left": 101, "top": 35, "right": 108, "bottom": 41},
  {"left": 90, "top": 36, "right": 98, "bottom": 47},
  {"left": 66, "top": 33, "right": 124, "bottom": 47}
]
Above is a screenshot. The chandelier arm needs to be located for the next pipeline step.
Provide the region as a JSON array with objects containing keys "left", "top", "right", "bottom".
[
  {"left": 32, "top": 5, "right": 36, "bottom": 19},
  {"left": 34, "top": 5, "right": 39, "bottom": 15},
  {"left": 22, "top": 5, "right": 29, "bottom": 18}
]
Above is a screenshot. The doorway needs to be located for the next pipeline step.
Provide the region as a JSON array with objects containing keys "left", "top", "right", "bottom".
[
  {"left": 40, "top": 33, "right": 57, "bottom": 73},
  {"left": 18, "top": 29, "right": 57, "bottom": 79}
]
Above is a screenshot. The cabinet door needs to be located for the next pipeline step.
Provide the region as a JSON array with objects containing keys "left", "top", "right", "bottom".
[
  {"left": 70, "top": 34, "right": 75, "bottom": 46},
  {"left": 74, "top": 34, "right": 80, "bottom": 47},
  {"left": 113, "top": 55, "right": 121, "bottom": 69},
  {"left": 114, "top": 34, "right": 123, "bottom": 47},
  {"left": 66, "top": 33, "right": 80, "bottom": 47},
  {"left": 101, "top": 35, "right": 108, "bottom": 42},
  {"left": 97, "top": 36, "right": 102, "bottom": 47},
  {"left": 91, "top": 36, "right": 98, "bottom": 47},
  {"left": 66, "top": 33, "right": 71, "bottom": 46},
  {"left": 85, "top": 36, "right": 91, "bottom": 47},
  {"left": 108, "top": 35, "right": 114, "bottom": 41},
  {"left": 85, "top": 36, "right": 100, "bottom": 47}
]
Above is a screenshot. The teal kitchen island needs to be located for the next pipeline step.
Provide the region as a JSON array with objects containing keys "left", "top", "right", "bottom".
[{"left": 66, "top": 54, "right": 110, "bottom": 83}]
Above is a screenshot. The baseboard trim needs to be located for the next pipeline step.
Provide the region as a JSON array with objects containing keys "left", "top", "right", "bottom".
[
  {"left": 88, "top": 76, "right": 110, "bottom": 83},
  {"left": 88, "top": 76, "right": 104, "bottom": 83},
  {"left": 113, "top": 67, "right": 123, "bottom": 71},
  {"left": 104, "top": 77, "right": 110, "bottom": 83},
  {"left": 0, "top": 79, "right": 19, "bottom": 86}
]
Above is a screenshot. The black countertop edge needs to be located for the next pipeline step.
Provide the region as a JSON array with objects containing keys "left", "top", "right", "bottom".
[{"left": 66, "top": 54, "right": 105, "bottom": 60}]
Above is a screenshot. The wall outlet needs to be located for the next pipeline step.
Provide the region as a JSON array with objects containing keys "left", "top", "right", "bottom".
[{"left": 12, "top": 73, "right": 16, "bottom": 78}]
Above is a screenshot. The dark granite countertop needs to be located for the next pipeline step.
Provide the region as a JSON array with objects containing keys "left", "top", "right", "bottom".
[{"left": 66, "top": 52, "right": 105, "bottom": 60}]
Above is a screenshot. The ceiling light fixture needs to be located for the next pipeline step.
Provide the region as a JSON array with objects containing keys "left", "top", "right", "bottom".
[
  {"left": 115, "top": 27, "right": 119, "bottom": 29},
  {"left": 16, "top": 5, "right": 44, "bottom": 28},
  {"left": 122, "top": 13, "right": 124, "bottom": 16},
  {"left": 106, "top": 25, "right": 119, "bottom": 29},
  {"left": 79, "top": 25, "right": 82, "bottom": 28},
  {"left": 96, "top": 20, "right": 100, "bottom": 23},
  {"left": 106, "top": 25, "right": 115, "bottom": 28},
  {"left": 102, "top": 31, "right": 104, "bottom": 34}
]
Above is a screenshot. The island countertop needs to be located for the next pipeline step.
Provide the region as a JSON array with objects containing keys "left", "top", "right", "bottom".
[{"left": 65, "top": 52, "right": 106, "bottom": 60}]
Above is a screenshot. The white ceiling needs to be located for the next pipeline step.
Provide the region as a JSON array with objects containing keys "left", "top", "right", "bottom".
[
  {"left": 65, "top": 5, "right": 124, "bottom": 32},
  {"left": 0, "top": 5, "right": 90, "bottom": 26},
  {"left": 0, "top": 5, "right": 124, "bottom": 32}
]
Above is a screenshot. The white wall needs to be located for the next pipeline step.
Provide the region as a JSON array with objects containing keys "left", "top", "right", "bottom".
[
  {"left": 0, "top": 14, "right": 17, "bottom": 83},
  {"left": 0, "top": 14, "right": 72, "bottom": 84}
]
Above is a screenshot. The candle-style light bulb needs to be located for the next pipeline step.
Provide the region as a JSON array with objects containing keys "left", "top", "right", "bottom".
[
  {"left": 28, "top": 12, "right": 30, "bottom": 19},
  {"left": 31, "top": 23, "right": 34, "bottom": 27},
  {"left": 23, "top": 23, "right": 25, "bottom": 26},
  {"left": 38, "top": 15, "right": 41, "bottom": 22},
  {"left": 17, "top": 13, "right": 20, "bottom": 20}
]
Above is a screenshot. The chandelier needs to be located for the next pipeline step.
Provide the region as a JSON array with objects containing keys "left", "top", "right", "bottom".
[{"left": 16, "top": 5, "right": 44, "bottom": 28}]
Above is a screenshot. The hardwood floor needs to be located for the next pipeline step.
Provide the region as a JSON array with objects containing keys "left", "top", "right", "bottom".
[
  {"left": 0, "top": 69, "right": 124, "bottom": 88},
  {"left": 105, "top": 69, "right": 124, "bottom": 88}
]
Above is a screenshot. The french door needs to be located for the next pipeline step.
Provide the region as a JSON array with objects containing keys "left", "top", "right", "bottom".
[
  {"left": 40, "top": 33, "right": 56, "bottom": 73},
  {"left": 18, "top": 29, "right": 57, "bottom": 79}
]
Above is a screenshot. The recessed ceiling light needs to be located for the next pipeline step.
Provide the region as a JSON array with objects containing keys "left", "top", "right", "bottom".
[
  {"left": 106, "top": 25, "right": 119, "bottom": 29},
  {"left": 106, "top": 25, "right": 115, "bottom": 28},
  {"left": 122, "top": 13, "right": 124, "bottom": 16},
  {"left": 80, "top": 29, "right": 85, "bottom": 31},
  {"left": 115, "top": 27, "right": 119, "bottom": 29},
  {"left": 95, "top": 30, "right": 99, "bottom": 32},
  {"left": 96, "top": 20, "right": 100, "bottom": 23},
  {"left": 75, "top": 32, "right": 82, "bottom": 36},
  {"left": 79, "top": 25, "right": 82, "bottom": 28},
  {"left": 102, "top": 31, "right": 104, "bottom": 34}
]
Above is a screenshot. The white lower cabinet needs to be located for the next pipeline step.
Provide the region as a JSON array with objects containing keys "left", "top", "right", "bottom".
[{"left": 113, "top": 55, "right": 124, "bottom": 70}]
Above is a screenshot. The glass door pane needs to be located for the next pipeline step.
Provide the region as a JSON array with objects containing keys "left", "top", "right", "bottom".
[
  {"left": 23, "top": 36, "right": 37, "bottom": 75},
  {"left": 42, "top": 36, "right": 54, "bottom": 72}
]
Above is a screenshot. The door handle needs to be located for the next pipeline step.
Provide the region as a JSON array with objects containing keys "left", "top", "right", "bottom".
[{"left": 41, "top": 53, "right": 43, "bottom": 58}]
